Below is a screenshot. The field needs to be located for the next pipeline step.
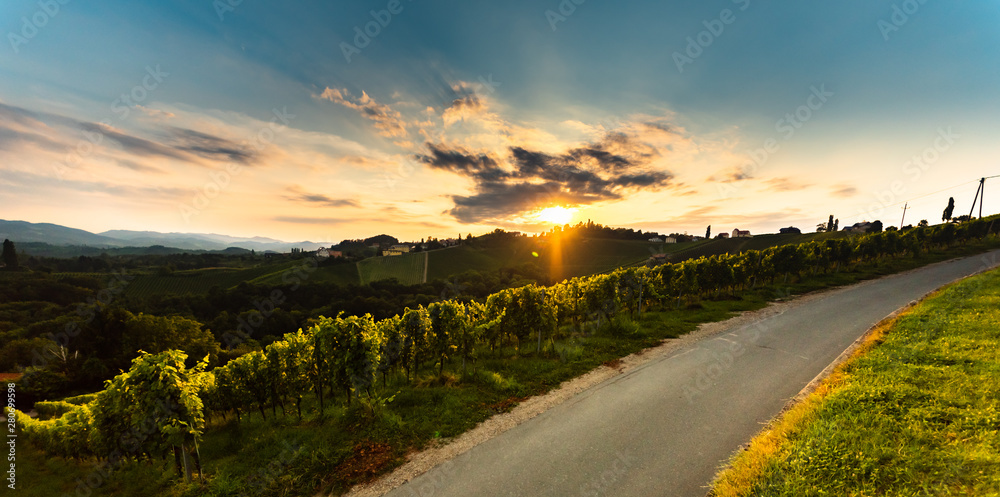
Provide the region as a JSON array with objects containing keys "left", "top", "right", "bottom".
[
  {"left": 13, "top": 231, "right": 1000, "bottom": 497},
  {"left": 357, "top": 251, "right": 427, "bottom": 285},
  {"left": 711, "top": 267, "right": 1000, "bottom": 496},
  {"left": 59, "top": 231, "right": 858, "bottom": 300},
  {"left": 121, "top": 261, "right": 304, "bottom": 299}
]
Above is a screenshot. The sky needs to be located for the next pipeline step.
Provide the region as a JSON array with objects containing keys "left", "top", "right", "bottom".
[{"left": 1, "top": 0, "right": 999, "bottom": 244}]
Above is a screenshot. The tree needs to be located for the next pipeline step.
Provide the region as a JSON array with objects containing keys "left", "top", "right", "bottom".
[
  {"left": 918, "top": 219, "right": 929, "bottom": 228},
  {"left": 834, "top": 219, "right": 839, "bottom": 231},
  {"left": 827, "top": 215, "right": 835, "bottom": 233},
  {"left": 2, "top": 239, "right": 17, "bottom": 269},
  {"left": 943, "top": 197, "right": 955, "bottom": 222},
  {"left": 871, "top": 220, "right": 884, "bottom": 233},
  {"left": 706, "top": 225, "right": 711, "bottom": 239}
]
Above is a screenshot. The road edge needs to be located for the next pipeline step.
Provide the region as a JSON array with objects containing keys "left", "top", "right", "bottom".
[
  {"left": 341, "top": 249, "right": 1000, "bottom": 497},
  {"left": 704, "top": 253, "right": 1000, "bottom": 496}
]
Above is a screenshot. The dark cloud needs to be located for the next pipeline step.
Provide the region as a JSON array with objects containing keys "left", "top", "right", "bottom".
[
  {"left": 830, "top": 184, "right": 857, "bottom": 198},
  {"left": 169, "top": 127, "right": 254, "bottom": 163},
  {"left": 81, "top": 122, "right": 191, "bottom": 161},
  {"left": 285, "top": 186, "right": 360, "bottom": 208},
  {"left": 422, "top": 138, "right": 674, "bottom": 223},
  {"left": 448, "top": 182, "right": 606, "bottom": 224},
  {"left": 715, "top": 166, "right": 752, "bottom": 182},
  {"left": 0, "top": 102, "right": 255, "bottom": 167},
  {"left": 417, "top": 144, "right": 508, "bottom": 182}
]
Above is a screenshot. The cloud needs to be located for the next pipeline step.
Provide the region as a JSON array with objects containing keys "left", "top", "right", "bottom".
[
  {"left": 419, "top": 134, "right": 674, "bottom": 223},
  {"left": 442, "top": 94, "right": 487, "bottom": 126},
  {"left": 317, "top": 87, "right": 408, "bottom": 138},
  {"left": 168, "top": 127, "right": 255, "bottom": 163},
  {"left": 417, "top": 144, "right": 507, "bottom": 182},
  {"left": 135, "top": 105, "right": 175, "bottom": 120},
  {"left": 761, "top": 177, "right": 814, "bottom": 192},
  {"left": 830, "top": 184, "right": 857, "bottom": 198},
  {"left": 713, "top": 166, "right": 752, "bottom": 183},
  {"left": 0, "top": 102, "right": 257, "bottom": 167},
  {"left": 284, "top": 185, "right": 360, "bottom": 208}
]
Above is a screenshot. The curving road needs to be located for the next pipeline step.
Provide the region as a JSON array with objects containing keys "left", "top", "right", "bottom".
[{"left": 382, "top": 250, "right": 1000, "bottom": 497}]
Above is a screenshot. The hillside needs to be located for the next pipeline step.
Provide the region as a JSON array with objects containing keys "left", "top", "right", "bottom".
[
  {"left": 0, "top": 219, "right": 325, "bottom": 253},
  {"left": 112, "top": 231, "right": 856, "bottom": 298}
]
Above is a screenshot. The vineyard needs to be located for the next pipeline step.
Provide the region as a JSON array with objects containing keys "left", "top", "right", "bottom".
[
  {"left": 14, "top": 217, "right": 1000, "bottom": 495},
  {"left": 357, "top": 252, "right": 427, "bottom": 285},
  {"left": 123, "top": 262, "right": 303, "bottom": 299}
]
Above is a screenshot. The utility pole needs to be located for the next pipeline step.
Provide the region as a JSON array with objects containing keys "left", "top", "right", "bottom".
[
  {"left": 900, "top": 202, "right": 908, "bottom": 229},
  {"left": 969, "top": 178, "right": 984, "bottom": 220},
  {"left": 969, "top": 175, "right": 1000, "bottom": 220}
]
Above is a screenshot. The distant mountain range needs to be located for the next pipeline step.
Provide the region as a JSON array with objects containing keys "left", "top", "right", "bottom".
[{"left": 0, "top": 220, "right": 328, "bottom": 253}]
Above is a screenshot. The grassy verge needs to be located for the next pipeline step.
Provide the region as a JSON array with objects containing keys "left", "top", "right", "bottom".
[
  {"left": 711, "top": 266, "right": 1000, "bottom": 496},
  {"left": 15, "top": 238, "right": 1000, "bottom": 496}
]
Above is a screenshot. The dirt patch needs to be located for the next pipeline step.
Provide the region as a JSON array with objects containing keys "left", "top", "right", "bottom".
[
  {"left": 334, "top": 442, "right": 397, "bottom": 484},
  {"left": 484, "top": 396, "right": 528, "bottom": 415}
]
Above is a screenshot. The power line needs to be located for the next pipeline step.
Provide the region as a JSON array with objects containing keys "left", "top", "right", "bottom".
[
  {"left": 838, "top": 179, "right": 979, "bottom": 225},
  {"left": 876, "top": 179, "right": 979, "bottom": 211}
]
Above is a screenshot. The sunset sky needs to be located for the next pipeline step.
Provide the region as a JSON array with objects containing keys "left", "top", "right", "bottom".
[{"left": 2, "top": 1, "right": 999, "bottom": 244}]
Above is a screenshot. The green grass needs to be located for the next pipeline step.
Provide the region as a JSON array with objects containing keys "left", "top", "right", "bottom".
[
  {"left": 711, "top": 267, "right": 1000, "bottom": 497},
  {"left": 357, "top": 252, "right": 426, "bottom": 285}
]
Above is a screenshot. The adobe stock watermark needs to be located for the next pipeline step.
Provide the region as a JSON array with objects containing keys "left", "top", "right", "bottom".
[
  {"left": 718, "top": 84, "right": 833, "bottom": 199},
  {"left": 53, "top": 65, "right": 169, "bottom": 181},
  {"left": 179, "top": 106, "right": 295, "bottom": 223},
  {"left": 6, "top": 383, "right": 15, "bottom": 490},
  {"left": 578, "top": 450, "right": 636, "bottom": 496},
  {"left": 214, "top": 0, "right": 245, "bottom": 21},
  {"left": 681, "top": 319, "right": 772, "bottom": 403},
  {"left": 545, "top": 0, "right": 588, "bottom": 32},
  {"left": 341, "top": 0, "right": 417, "bottom": 63},
  {"left": 878, "top": 0, "right": 931, "bottom": 41},
  {"left": 7, "top": 0, "right": 71, "bottom": 54},
  {"left": 672, "top": 0, "right": 751, "bottom": 73},
  {"left": 857, "top": 127, "right": 958, "bottom": 221}
]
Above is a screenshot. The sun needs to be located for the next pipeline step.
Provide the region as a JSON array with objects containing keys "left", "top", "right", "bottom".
[{"left": 537, "top": 206, "right": 575, "bottom": 225}]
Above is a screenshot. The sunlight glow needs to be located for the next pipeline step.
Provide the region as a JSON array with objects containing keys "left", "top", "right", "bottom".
[{"left": 537, "top": 206, "right": 575, "bottom": 225}]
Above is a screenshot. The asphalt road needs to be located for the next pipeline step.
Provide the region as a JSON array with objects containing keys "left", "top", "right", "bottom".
[{"left": 384, "top": 250, "right": 1000, "bottom": 497}]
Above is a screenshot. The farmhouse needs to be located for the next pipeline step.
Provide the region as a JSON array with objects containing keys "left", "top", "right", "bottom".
[
  {"left": 779, "top": 226, "right": 802, "bottom": 234},
  {"left": 648, "top": 237, "right": 663, "bottom": 243},
  {"left": 845, "top": 222, "right": 873, "bottom": 233},
  {"left": 732, "top": 229, "right": 752, "bottom": 238},
  {"left": 664, "top": 236, "right": 677, "bottom": 244},
  {"left": 384, "top": 244, "right": 412, "bottom": 256}
]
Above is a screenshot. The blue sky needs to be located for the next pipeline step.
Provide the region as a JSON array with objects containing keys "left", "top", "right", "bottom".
[{"left": 2, "top": 0, "right": 999, "bottom": 242}]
